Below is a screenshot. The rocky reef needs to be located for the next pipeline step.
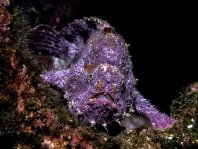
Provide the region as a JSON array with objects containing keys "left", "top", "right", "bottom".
[{"left": 0, "top": 1, "right": 197, "bottom": 148}]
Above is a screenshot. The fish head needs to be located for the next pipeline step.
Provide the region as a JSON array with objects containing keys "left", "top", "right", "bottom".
[{"left": 73, "top": 63, "right": 127, "bottom": 126}]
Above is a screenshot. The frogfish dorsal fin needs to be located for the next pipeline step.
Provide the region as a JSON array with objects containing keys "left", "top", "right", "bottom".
[
  {"left": 27, "top": 25, "right": 67, "bottom": 59},
  {"left": 27, "top": 18, "right": 98, "bottom": 64}
]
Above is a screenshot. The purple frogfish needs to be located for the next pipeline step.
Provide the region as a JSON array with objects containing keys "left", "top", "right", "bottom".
[{"left": 27, "top": 17, "right": 175, "bottom": 130}]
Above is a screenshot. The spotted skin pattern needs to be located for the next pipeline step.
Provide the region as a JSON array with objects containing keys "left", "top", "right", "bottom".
[{"left": 28, "top": 17, "right": 175, "bottom": 130}]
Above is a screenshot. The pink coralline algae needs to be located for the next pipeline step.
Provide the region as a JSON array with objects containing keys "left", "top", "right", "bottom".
[{"left": 27, "top": 17, "right": 175, "bottom": 130}]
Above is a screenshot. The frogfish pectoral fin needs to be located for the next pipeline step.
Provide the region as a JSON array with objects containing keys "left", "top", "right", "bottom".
[
  {"left": 134, "top": 90, "right": 175, "bottom": 130},
  {"left": 41, "top": 69, "right": 69, "bottom": 90}
]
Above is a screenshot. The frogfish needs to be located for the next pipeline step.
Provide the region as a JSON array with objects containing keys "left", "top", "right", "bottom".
[{"left": 27, "top": 17, "right": 175, "bottom": 130}]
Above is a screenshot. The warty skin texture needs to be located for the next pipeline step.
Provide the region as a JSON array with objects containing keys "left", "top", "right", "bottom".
[{"left": 28, "top": 17, "right": 175, "bottom": 130}]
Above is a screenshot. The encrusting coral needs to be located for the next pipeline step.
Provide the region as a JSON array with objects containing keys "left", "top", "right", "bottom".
[{"left": 0, "top": 0, "right": 11, "bottom": 43}]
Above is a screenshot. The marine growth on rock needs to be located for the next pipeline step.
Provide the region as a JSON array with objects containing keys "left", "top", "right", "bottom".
[{"left": 27, "top": 17, "right": 175, "bottom": 130}]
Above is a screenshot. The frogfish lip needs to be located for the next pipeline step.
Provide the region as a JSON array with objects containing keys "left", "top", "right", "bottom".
[
  {"left": 88, "top": 92, "right": 118, "bottom": 108},
  {"left": 78, "top": 92, "right": 120, "bottom": 125},
  {"left": 90, "top": 92, "right": 115, "bottom": 102}
]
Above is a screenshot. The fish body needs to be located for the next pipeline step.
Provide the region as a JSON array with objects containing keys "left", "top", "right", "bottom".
[{"left": 28, "top": 17, "right": 175, "bottom": 130}]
